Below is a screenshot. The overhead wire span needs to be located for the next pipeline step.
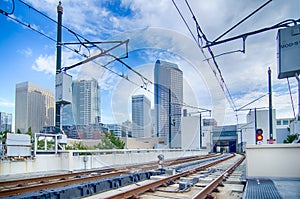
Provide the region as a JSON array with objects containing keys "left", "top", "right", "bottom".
[
  {"left": 235, "top": 93, "right": 269, "bottom": 112},
  {"left": 287, "top": 78, "right": 296, "bottom": 119},
  {"left": 0, "top": 0, "right": 15, "bottom": 15},
  {"left": 212, "top": 0, "right": 273, "bottom": 43},
  {"left": 1, "top": 0, "right": 212, "bottom": 114},
  {"left": 172, "top": 0, "right": 238, "bottom": 115},
  {"left": 203, "top": 18, "right": 300, "bottom": 48}
]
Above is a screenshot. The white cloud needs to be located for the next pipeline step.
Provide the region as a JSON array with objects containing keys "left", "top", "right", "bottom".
[
  {"left": 25, "top": 0, "right": 300, "bottom": 124},
  {"left": 32, "top": 54, "right": 55, "bottom": 74},
  {"left": 0, "top": 98, "right": 14, "bottom": 108},
  {"left": 18, "top": 47, "right": 32, "bottom": 57}
]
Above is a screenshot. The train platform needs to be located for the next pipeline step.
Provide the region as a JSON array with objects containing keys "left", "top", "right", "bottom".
[{"left": 243, "top": 178, "right": 300, "bottom": 199}]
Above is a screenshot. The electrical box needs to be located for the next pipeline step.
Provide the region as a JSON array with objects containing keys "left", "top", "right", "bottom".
[
  {"left": 56, "top": 72, "right": 72, "bottom": 104},
  {"left": 58, "top": 134, "right": 67, "bottom": 144},
  {"left": 277, "top": 24, "right": 300, "bottom": 79},
  {"left": 6, "top": 133, "right": 31, "bottom": 157}
]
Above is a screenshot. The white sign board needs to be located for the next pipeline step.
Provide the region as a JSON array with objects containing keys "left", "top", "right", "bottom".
[
  {"left": 6, "top": 133, "right": 31, "bottom": 157},
  {"left": 277, "top": 25, "right": 300, "bottom": 79}
]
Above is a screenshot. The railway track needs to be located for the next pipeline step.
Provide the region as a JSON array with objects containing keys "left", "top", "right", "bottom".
[
  {"left": 90, "top": 153, "right": 245, "bottom": 199},
  {"left": 0, "top": 153, "right": 219, "bottom": 198}
]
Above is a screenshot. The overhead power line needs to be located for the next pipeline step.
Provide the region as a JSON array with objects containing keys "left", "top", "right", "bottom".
[
  {"left": 1, "top": 0, "right": 210, "bottom": 112},
  {"left": 212, "top": 0, "right": 273, "bottom": 43},
  {"left": 172, "top": 0, "right": 238, "bottom": 115}
]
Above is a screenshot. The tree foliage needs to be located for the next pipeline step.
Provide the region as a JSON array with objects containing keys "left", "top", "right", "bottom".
[
  {"left": 283, "top": 134, "right": 298, "bottom": 143},
  {"left": 65, "top": 131, "right": 125, "bottom": 150},
  {"left": 0, "top": 130, "right": 11, "bottom": 144},
  {"left": 106, "top": 131, "right": 125, "bottom": 149},
  {"left": 65, "top": 142, "right": 89, "bottom": 150}
]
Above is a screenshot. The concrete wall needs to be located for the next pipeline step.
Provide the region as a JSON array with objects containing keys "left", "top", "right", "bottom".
[
  {"left": 67, "top": 137, "right": 167, "bottom": 149},
  {"left": 121, "top": 137, "right": 166, "bottom": 149},
  {"left": 65, "top": 149, "right": 207, "bottom": 171},
  {"left": 246, "top": 109, "right": 277, "bottom": 145},
  {"left": 0, "top": 149, "right": 207, "bottom": 176},
  {"left": 0, "top": 155, "right": 62, "bottom": 176},
  {"left": 246, "top": 144, "right": 300, "bottom": 178},
  {"left": 181, "top": 116, "right": 200, "bottom": 150}
]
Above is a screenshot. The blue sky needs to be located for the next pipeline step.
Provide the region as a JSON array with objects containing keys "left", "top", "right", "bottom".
[{"left": 0, "top": 0, "right": 299, "bottom": 130}]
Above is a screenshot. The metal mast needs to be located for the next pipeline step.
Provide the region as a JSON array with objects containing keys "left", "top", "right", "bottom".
[
  {"left": 268, "top": 67, "right": 273, "bottom": 139},
  {"left": 55, "top": 1, "right": 63, "bottom": 134}
]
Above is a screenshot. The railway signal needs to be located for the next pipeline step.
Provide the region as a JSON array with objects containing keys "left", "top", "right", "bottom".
[
  {"left": 157, "top": 154, "right": 165, "bottom": 171},
  {"left": 256, "top": 128, "right": 263, "bottom": 144}
]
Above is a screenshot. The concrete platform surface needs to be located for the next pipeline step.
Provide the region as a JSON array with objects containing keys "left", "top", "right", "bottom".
[{"left": 274, "top": 179, "right": 300, "bottom": 199}]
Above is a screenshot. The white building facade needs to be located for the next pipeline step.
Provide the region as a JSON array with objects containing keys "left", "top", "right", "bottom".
[
  {"left": 154, "top": 60, "right": 183, "bottom": 148},
  {"left": 15, "top": 82, "right": 54, "bottom": 133},
  {"left": 72, "top": 79, "right": 101, "bottom": 125},
  {"left": 132, "top": 95, "right": 151, "bottom": 138},
  {"left": 0, "top": 112, "right": 12, "bottom": 132}
]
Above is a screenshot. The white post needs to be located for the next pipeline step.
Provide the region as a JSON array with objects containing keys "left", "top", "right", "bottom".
[
  {"left": 34, "top": 133, "right": 37, "bottom": 157},
  {"left": 296, "top": 74, "right": 300, "bottom": 120},
  {"left": 55, "top": 135, "right": 58, "bottom": 154},
  {"left": 44, "top": 136, "right": 47, "bottom": 150}
]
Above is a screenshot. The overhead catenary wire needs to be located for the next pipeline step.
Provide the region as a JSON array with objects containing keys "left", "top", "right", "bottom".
[
  {"left": 0, "top": 0, "right": 15, "bottom": 15},
  {"left": 1, "top": 0, "right": 209, "bottom": 113},
  {"left": 203, "top": 18, "right": 300, "bottom": 48},
  {"left": 186, "top": 0, "right": 238, "bottom": 112},
  {"left": 212, "top": 0, "right": 273, "bottom": 43},
  {"left": 172, "top": 0, "right": 238, "bottom": 116},
  {"left": 0, "top": 1, "right": 142, "bottom": 85},
  {"left": 287, "top": 78, "right": 296, "bottom": 119}
]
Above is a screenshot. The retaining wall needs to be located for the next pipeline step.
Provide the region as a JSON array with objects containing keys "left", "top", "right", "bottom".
[{"left": 0, "top": 149, "right": 207, "bottom": 176}]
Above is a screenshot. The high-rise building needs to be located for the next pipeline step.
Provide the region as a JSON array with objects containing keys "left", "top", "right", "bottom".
[
  {"left": 0, "top": 112, "right": 12, "bottom": 132},
  {"left": 72, "top": 79, "right": 101, "bottom": 125},
  {"left": 15, "top": 82, "right": 54, "bottom": 133},
  {"left": 154, "top": 60, "right": 183, "bottom": 148},
  {"left": 132, "top": 95, "right": 151, "bottom": 138}
]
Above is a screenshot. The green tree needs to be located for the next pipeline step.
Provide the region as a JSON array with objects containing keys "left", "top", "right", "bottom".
[
  {"left": 283, "top": 134, "right": 298, "bottom": 143},
  {"left": 25, "top": 127, "right": 34, "bottom": 149},
  {"left": 65, "top": 142, "right": 90, "bottom": 150},
  {"left": 107, "top": 132, "right": 125, "bottom": 149},
  {"left": 0, "top": 130, "right": 11, "bottom": 144},
  {"left": 37, "top": 139, "right": 55, "bottom": 150},
  {"left": 101, "top": 132, "right": 115, "bottom": 149}
]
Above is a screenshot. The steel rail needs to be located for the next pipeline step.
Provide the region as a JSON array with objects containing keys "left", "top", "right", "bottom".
[
  {"left": 104, "top": 154, "right": 235, "bottom": 199},
  {"left": 191, "top": 154, "right": 246, "bottom": 199},
  {"left": 0, "top": 154, "right": 219, "bottom": 197},
  {"left": 128, "top": 153, "right": 221, "bottom": 171},
  {"left": 0, "top": 155, "right": 217, "bottom": 187},
  {"left": 0, "top": 170, "right": 128, "bottom": 197},
  {"left": 0, "top": 167, "right": 116, "bottom": 187}
]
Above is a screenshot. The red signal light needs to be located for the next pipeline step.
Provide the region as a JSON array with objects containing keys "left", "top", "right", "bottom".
[
  {"left": 257, "top": 134, "right": 263, "bottom": 141},
  {"left": 256, "top": 128, "right": 264, "bottom": 144}
]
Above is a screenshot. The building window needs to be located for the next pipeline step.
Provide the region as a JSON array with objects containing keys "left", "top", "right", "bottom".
[
  {"left": 283, "top": 120, "right": 289, "bottom": 125},
  {"left": 276, "top": 120, "right": 281, "bottom": 125}
]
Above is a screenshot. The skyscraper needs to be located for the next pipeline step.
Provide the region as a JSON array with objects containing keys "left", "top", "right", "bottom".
[
  {"left": 15, "top": 82, "right": 54, "bottom": 133},
  {"left": 72, "top": 79, "right": 101, "bottom": 125},
  {"left": 0, "top": 112, "right": 12, "bottom": 132},
  {"left": 154, "top": 60, "right": 183, "bottom": 148},
  {"left": 132, "top": 95, "right": 151, "bottom": 138}
]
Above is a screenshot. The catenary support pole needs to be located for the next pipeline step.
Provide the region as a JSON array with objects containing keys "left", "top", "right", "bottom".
[
  {"left": 199, "top": 113, "right": 202, "bottom": 149},
  {"left": 268, "top": 67, "right": 273, "bottom": 139},
  {"left": 168, "top": 88, "right": 172, "bottom": 148},
  {"left": 296, "top": 74, "right": 300, "bottom": 120},
  {"left": 55, "top": 2, "right": 63, "bottom": 134}
]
